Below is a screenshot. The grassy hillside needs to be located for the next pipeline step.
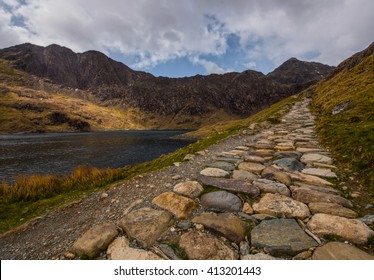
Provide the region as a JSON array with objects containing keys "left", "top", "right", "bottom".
[{"left": 312, "top": 52, "right": 374, "bottom": 208}]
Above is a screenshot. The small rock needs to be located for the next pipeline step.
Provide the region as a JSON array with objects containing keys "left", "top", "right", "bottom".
[
  {"left": 179, "top": 231, "right": 238, "bottom": 260},
  {"left": 273, "top": 151, "right": 302, "bottom": 160},
  {"left": 200, "top": 191, "right": 243, "bottom": 212},
  {"left": 300, "top": 153, "right": 333, "bottom": 165},
  {"left": 183, "top": 154, "right": 195, "bottom": 161},
  {"left": 100, "top": 192, "right": 109, "bottom": 199},
  {"left": 359, "top": 215, "right": 374, "bottom": 226},
  {"left": 242, "top": 202, "right": 254, "bottom": 214},
  {"left": 307, "top": 213, "right": 374, "bottom": 244},
  {"left": 64, "top": 252, "right": 76, "bottom": 260},
  {"left": 157, "top": 244, "right": 181, "bottom": 260},
  {"left": 241, "top": 253, "right": 280, "bottom": 260},
  {"left": 273, "top": 172, "right": 292, "bottom": 186},
  {"left": 200, "top": 167, "right": 229, "bottom": 178},
  {"left": 195, "top": 224, "right": 204, "bottom": 231},
  {"left": 244, "top": 155, "right": 266, "bottom": 163},
  {"left": 152, "top": 192, "right": 196, "bottom": 219},
  {"left": 293, "top": 250, "right": 313, "bottom": 260},
  {"left": 177, "top": 220, "right": 193, "bottom": 230},
  {"left": 252, "top": 214, "right": 276, "bottom": 221},
  {"left": 240, "top": 241, "right": 250, "bottom": 256},
  {"left": 173, "top": 162, "right": 181, "bottom": 167},
  {"left": 172, "top": 175, "right": 182, "bottom": 180},
  {"left": 173, "top": 181, "right": 203, "bottom": 198}
]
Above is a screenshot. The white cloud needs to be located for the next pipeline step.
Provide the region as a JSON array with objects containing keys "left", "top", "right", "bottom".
[
  {"left": 0, "top": 0, "right": 373, "bottom": 74},
  {"left": 190, "top": 56, "right": 225, "bottom": 74}
]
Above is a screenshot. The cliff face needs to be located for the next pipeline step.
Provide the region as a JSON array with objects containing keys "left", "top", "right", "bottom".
[{"left": 0, "top": 43, "right": 334, "bottom": 119}]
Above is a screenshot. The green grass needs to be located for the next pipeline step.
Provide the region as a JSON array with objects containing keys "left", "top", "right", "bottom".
[
  {"left": 311, "top": 52, "right": 374, "bottom": 206},
  {"left": 0, "top": 93, "right": 301, "bottom": 234}
]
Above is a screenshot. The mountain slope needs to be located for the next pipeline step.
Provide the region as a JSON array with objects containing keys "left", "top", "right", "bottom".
[
  {"left": 0, "top": 43, "right": 334, "bottom": 132},
  {"left": 312, "top": 42, "right": 374, "bottom": 208}
]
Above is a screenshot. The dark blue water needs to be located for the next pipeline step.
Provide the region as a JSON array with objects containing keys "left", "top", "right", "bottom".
[{"left": 0, "top": 130, "right": 193, "bottom": 183}]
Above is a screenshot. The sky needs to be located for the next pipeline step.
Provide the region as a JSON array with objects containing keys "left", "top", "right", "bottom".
[{"left": 0, "top": 0, "right": 373, "bottom": 78}]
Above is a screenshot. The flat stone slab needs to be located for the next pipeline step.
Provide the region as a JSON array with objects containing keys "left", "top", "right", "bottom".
[
  {"left": 296, "top": 148, "right": 323, "bottom": 153},
  {"left": 200, "top": 167, "right": 229, "bottom": 178},
  {"left": 215, "top": 157, "right": 243, "bottom": 164},
  {"left": 192, "top": 212, "right": 246, "bottom": 243},
  {"left": 244, "top": 155, "right": 266, "bottom": 163},
  {"left": 107, "top": 237, "right": 162, "bottom": 260},
  {"left": 253, "top": 179, "right": 291, "bottom": 196},
  {"left": 273, "top": 151, "right": 302, "bottom": 160},
  {"left": 200, "top": 191, "right": 243, "bottom": 212},
  {"left": 152, "top": 192, "right": 196, "bottom": 219},
  {"left": 251, "top": 219, "right": 318, "bottom": 257},
  {"left": 179, "top": 231, "right": 238, "bottom": 260},
  {"left": 308, "top": 202, "right": 358, "bottom": 218},
  {"left": 301, "top": 168, "right": 337, "bottom": 178},
  {"left": 241, "top": 253, "right": 280, "bottom": 260},
  {"left": 118, "top": 207, "right": 174, "bottom": 248},
  {"left": 253, "top": 193, "right": 310, "bottom": 219},
  {"left": 292, "top": 188, "right": 353, "bottom": 208},
  {"left": 198, "top": 176, "right": 260, "bottom": 197},
  {"left": 287, "top": 172, "right": 333, "bottom": 187},
  {"left": 206, "top": 161, "right": 235, "bottom": 171},
  {"left": 232, "top": 170, "right": 258, "bottom": 181},
  {"left": 173, "top": 181, "right": 203, "bottom": 198},
  {"left": 238, "top": 162, "right": 265, "bottom": 174},
  {"left": 273, "top": 158, "right": 305, "bottom": 172},
  {"left": 359, "top": 215, "right": 374, "bottom": 226},
  {"left": 311, "top": 242, "right": 374, "bottom": 260},
  {"left": 71, "top": 223, "right": 118, "bottom": 258},
  {"left": 307, "top": 213, "right": 374, "bottom": 244},
  {"left": 292, "top": 182, "right": 341, "bottom": 195},
  {"left": 300, "top": 153, "right": 333, "bottom": 165}
]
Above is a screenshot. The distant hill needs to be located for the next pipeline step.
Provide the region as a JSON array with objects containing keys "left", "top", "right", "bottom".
[{"left": 0, "top": 43, "right": 334, "bottom": 132}]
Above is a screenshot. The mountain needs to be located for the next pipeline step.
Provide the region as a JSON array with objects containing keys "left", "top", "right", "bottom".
[
  {"left": 0, "top": 43, "right": 334, "bottom": 132},
  {"left": 267, "top": 57, "right": 335, "bottom": 92}
]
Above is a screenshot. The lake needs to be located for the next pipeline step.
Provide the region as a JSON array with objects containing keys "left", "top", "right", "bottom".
[{"left": 0, "top": 130, "right": 194, "bottom": 183}]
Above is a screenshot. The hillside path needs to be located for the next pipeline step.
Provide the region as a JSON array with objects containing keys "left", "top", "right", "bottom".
[{"left": 0, "top": 97, "right": 373, "bottom": 260}]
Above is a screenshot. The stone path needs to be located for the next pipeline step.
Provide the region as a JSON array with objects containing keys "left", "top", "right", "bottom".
[{"left": 68, "top": 98, "right": 374, "bottom": 260}]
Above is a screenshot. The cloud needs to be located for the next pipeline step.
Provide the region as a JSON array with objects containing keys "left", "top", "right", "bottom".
[{"left": 0, "top": 0, "right": 373, "bottom": 75}]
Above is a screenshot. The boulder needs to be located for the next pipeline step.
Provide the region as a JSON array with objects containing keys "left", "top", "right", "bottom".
[
  {"left": 311, "top": 242, "right": 374, "bottom": 260},
  {"left": 252, "top": 193, "right": 310, "bottom": 219},
  {"left": 107, "top": 237, "right": 162, "bottom": 260},
  {"left": 198, "top": 176, "right": 260, "bottom": 197},
  {"left": 192, "top": 212, "right": 247, "bottom": 243},
  {"left": 200, "top": 191, "right": 242, "bottom": 212},
  {"left": 307, "top": 213, "right": 374, "bottom": 244},
  {"left": 118, "top": 207, "right": 174, "bottom": 248},
  {"left": 173, "top": 181, "right": 203, "bottom": 198},
  {"left": 253, "top": 179, "right": 290, "bottom": 196},
  {"left": 251, "top": 219, "right": 318, "bottom": 256},
  {"left": 71, "top": 223, "right": 117, "bottom": 258},
  {"left": 179, "top": 231, "right": 238, "bottom": 260},
  {"left": 152, "top": 192, "right": 196, "bottom": 219}
]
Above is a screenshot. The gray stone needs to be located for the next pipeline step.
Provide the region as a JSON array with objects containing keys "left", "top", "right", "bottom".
[
  {"left": 307, "top": 213, "right": 374, "bottom": 244},
  {"left": 253, "top": 179, "right": 291, "bottom": 196},
  {"left": 107, "top": 237, "right": 162, "bottom": 260},
  {"left": 157, "top": 244, "right": 181, "bottom": 260},
  {"left": 200, "top": 191, "right": 243, "bottom": 212},
  {"left": 311, "top": 242, "right": 374, "bottom": 260},
  {"left": 200, "top": 167, "right": 229, "bottom": 178},
  {"left": 251, "top": 219, "right": 318, "bottom": 257},
  {"left": 215, "top": 157, "right": 243, "bottom": 164},
  {"left": 273, "top": 151, "right": 302, "bottom": 160},
  {"left": 206, "top": 161, "right": 235, "bottom": 171},
  {"left": 287, "top": 172, "right": 333, "bottom": 187},
  {"left": 240, "top": 241, "right": 250, "bottom": 256},
  {"left": 179, "top": 231, "right": 238, "bottom": 260},
  {"left": 198, "top": 176, "right": 260, "bottom": 197},
  {"left": 192, "top": 212, "right": 247, "bottom": 243},
  {"left": 252, "top": 214, "right": 276, "bottom": 221},
  {"left": 253, "top": 193, "right": 310, "bottom": 219},
  {"left": 273, "top": 158, "right": 305, "bottom": 172},
  {"left": 232, "top": 170, "right": 258, "bottom": 182},
  {"left": 292, "top": 182, "right": 341, "bottom": 195},
  {"left": 359, "top": 215, "right": 374, "bottom": 226},
  {"left": 173, "top": 181, "right": 203, "bottom": 198},
  {"left": 118, "top": 207, "right": 174, "bottom": 248},
  {"left": 244, "top": 155, "right": 266, "bottom": 163},
  {"left": 71, "top": 223, "right": 118, "bottom": 258}
]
